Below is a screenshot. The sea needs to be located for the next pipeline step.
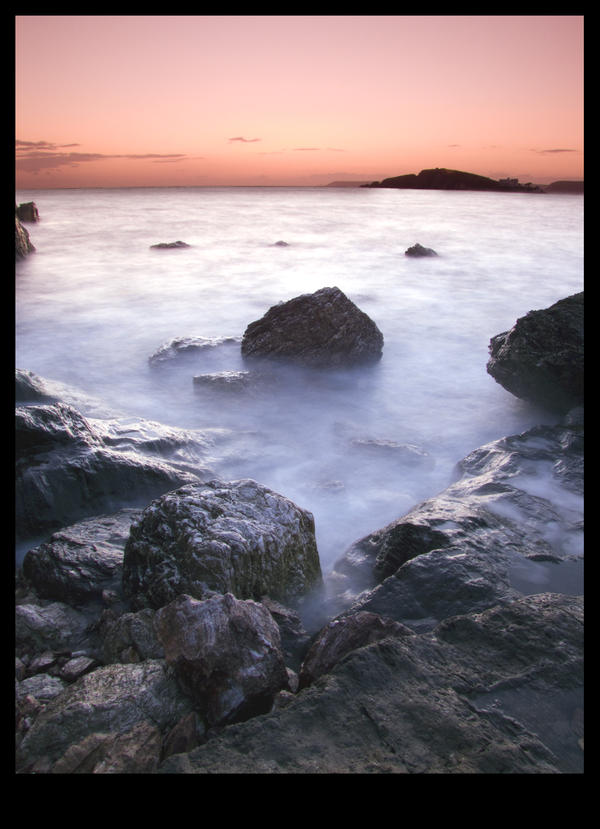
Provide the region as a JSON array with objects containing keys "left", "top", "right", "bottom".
[{"left": 15, "top": 185, "right": 584, "bottom": 585}]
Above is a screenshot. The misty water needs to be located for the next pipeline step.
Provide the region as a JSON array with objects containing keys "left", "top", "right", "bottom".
[{"left": 15, "top": 186, "right": 583, "bottom": 585}]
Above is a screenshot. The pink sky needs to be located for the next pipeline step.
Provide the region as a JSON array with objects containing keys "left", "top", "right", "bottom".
[{"left": 15, "top": 15, "right": 584, "bottom": 188}]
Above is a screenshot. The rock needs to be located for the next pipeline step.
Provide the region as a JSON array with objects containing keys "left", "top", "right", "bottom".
[
  {"left": 298, "top": 611, "right": 414, "bottom": 689},
  {"left": 100, "top": 608, "right": 164, "bottom": 665},
  {"left": 328, "top": 411, "right": 583, "bottom": 628},
  {"left": 486, "top": 292, "right": 583, "bottom": 413},
  {"left": 150, "top": 240, "right": 190, "bottom": 249},
  {"left": 241, "top": 286, "right": 384, "bottom": 368},
  {"left": 16, "top": 659, "right": 193, "bottom": 772},
  {"left": 15, "top": 214, "right": 35, "bottom": 258},
  {"left": 15, "top": 369, "right": 58, "bottom": 403},
  {"left": 149, "top": 335, "right": 241, "bottom": 365},
  {"left": 161, "top": 711, "right": 205, "bottom": 761},
  {"left": 122, "top": 479, "right": 323, "bottom": 610},
  {"left": 159, "top": 593, "right": 582, "bottom": 774},
  {"left": 273, "top": 240, "right": 289, "bottom": 246},
  {"left": 49, "top": 720, "right": 163, "bottom": 774},
  {"left": 193, "top": 370, "right": 255, "bottom": 391},
  {"left": 15, "top": 402, "right": 207, "bottom": 541},
  {"left": 15, "top": 601, "right": 92, "bottom": 657},
  {"left": 155, "top": 593, "right": 289, "bottom": 727},
  {"left": 259, "top": 596, "right": 312, "bottom": 672},
  {"left": 59, "top": 655, "right": 98, "bottom": 682},
  {"left": 22, "top": 509, "right": 141, "bottom": 605},
  {"left": 405, "top": 243, "right": 438, "bottom": 257},
  {"left": 16, "top": 673, "right": 67, "bottom": 704},
  {"left": 16, "top": 201, "right": 40, "bottom": 222}
]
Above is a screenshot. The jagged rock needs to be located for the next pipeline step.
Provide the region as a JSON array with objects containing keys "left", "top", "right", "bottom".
[
  {"left": 328, "top": 410, "right": 583, "bottom": 628},
  {"left": 16, "top": 674, "right": 67, "bottom": 704},
  {"left": 155, "top": 593, "right": 289, "bottom": 726},
  {"left": 100, "top": 608, "right": 164, "bottom": 665},
  {"left": 150, "top": 240, "right": 190, "bottom": 249},
  {"left": 405, "top": 243, "right": 438, "bottom": 257},
  {"left": 15, "top": 601, "right": 91, "bottom": 657},
  {"left": 298, "top": 611, "right": 414, "bottom": 689},
  {"left": 487, "top": 292, "right": 583, "bottom": 413},
  {"left": 15, "top": 369, "right": 58, "bottom": 403},
  {"left": 161, "top": 711, "right": 205, "bottom": 761},
  {"left": 149, "top": 335, "right": 241, "bottom": 365},
  {"left": 241, "top": 286, "right": 384, "bottom": 368},
  {"left": 159, "top": 593, "right": 582, "bottom": 774},
  {"left": 59, "top": 655, "right": 99, "bottom": 683},
  {"left": 16, "top": 201, "right": 40, "bottom": 222},
  {"left": 259, "top": 596, "right": 312, "bottom": 672},
  {"left": 15, "top": 659, "right": 193, "bottom": 773},
  {"left": 48, "top": 720, "right": 163, "bottom": 774},
  {"left": 22, "top": 509, "right": 141, "bottom": 604},
  {"left": 16, "top": 214, "right": 35, "bottom": 258},
  {"left": 15, "top": 402, "right": 207, "bottom": 541},
  {"left": 122, "top": 479, "right": 323, "bottom": 610}
]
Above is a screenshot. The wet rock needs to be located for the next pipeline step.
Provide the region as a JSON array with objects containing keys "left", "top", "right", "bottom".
[
  {"left": 22, "top": 509, "right": 141, "bottom": 604},
  {"left": 15, "top": 402, "right": 207, "bottom": 541},
  {"left": 241, "top": 286, "right": 384, "bottom": 368},
  {"left": 405, "top": 242, "right": 438, "bottom": 257},
  {"left": 155, "top": 593, "right": 289, "bottom": 727},
  {"left": 122, "top": 479, "right": 323, "bottom": 610},
  {"left": 259, "top": 596, "right": 312, "bottom": 672},
  {"left": 15, "top": 369, "right": 58, "bottom": 404},
  {"left": 298, "top": 611, "right": 414, "bottom": 689},
  {"left": 16, "top": 659, "right": 193, "bottom": 773},
  {"left": 329, "top": 411, "right": 583, "bottom": 628},
  {"left": 487, "top": 292, "right": 583, "bottom": 413},
  {"left": 149, "top": 335, "right": 241, "bottom": 366},
  {"left": 16, "top": 214, "right": 35, "bottom": 258}
]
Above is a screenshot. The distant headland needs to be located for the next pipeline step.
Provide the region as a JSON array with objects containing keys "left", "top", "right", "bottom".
[{"left": 327, "top": 168, "right": 583, "bottom": 194}]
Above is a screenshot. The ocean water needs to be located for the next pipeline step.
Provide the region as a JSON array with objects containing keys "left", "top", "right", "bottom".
[{"left": 15, "top": 186, "right": 583, "bottom": 577}]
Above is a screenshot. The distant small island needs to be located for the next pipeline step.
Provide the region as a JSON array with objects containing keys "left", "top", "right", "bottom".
[{"left": 363, "top": 168, "right": 545, "bottom": 193}]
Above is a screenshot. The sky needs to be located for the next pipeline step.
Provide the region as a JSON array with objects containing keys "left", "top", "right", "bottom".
[{"left": 15, "top": 15, "right": 584, "bottom": 189}]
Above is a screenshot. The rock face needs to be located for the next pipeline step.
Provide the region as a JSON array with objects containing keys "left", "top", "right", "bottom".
[
  {"left": 160, "top": 593, "right": 582, "bottom": 774},
  {"left": 15, "top": 400, "right": 209, "bottom": 541},
  {"left": 241, "top": 286, "right": 384, "bottom": 368},
  {"left": 405, "top": 242, "right": 438, "bottom": 257},
  {"left": 486, "top": 292, "right": 583, "bottom": 413},
  {"left": 155, "top": 593, "right": 289, "bottom": 726},
  {"left": 122, "top": 479, "right": 323, "bottom": 610},
  {"left": 16, "top": 214, "right": 35, "bottom": 259}
]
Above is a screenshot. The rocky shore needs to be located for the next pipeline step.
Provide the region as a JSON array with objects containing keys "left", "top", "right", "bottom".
[{"left": 15, "top": 272, "right": 583, "bottom": 773}]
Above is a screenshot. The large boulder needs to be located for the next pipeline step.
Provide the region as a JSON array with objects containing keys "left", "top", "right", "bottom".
[
  {"left": 241, "top": 286, "right": 384, "bottom": 368},
  {"left": 159, "top": 593, "right": 583, "bottom": 774},
  {"left": 122, "top": 479, "right": 323, "bottom": 610},
  {"left": 155, "top": 592, "right": 289, "bottom": 726},
  {"left": 486, "top": 292, "right": 583, "bottom": 413}
]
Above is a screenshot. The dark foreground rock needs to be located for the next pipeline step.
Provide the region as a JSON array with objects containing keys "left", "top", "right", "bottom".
[
  {"left": 16, "top": 214, "right": 35, "bottom": 259},
  {"left": 487, "top": 292, "right": 583, "bottom": 413},
  {"left": 16, "top": 201, "right": 40, "bottom": 222},
  {"left": 156, "top": 593, "right": 289, "bottom": 727},
  {"left": 241, "top": 286, "right": 384, "bottom": 368},
  {"left": 122, "top": 479, "right": 323, "bottom": 610},
  {"left": 160, "top": 593, "right": 582, "bottom": 774}
]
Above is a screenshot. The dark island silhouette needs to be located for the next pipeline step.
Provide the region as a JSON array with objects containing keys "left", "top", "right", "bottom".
[{"left": 363, "top": 167, "right": 544, "bottom": 193}]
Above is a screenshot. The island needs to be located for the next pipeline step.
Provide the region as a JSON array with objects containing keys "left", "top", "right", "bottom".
[{"left": 363, "top": 167, "right": 544, "bottom": 193}]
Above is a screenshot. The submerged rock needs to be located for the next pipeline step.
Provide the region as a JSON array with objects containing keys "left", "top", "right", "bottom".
[
  {"left": 487, "top": 292, "right": 583, "bottom": 413},
  {"left": 149, "top": 335, "right": 241, "bottom": 365},
  {"left": 155, "top": 592, "right": 289, "bottom": 726},
  {"left": 122, "top": 479, "right": 323, "bottom": 610},
  {"left": 150, "top": 240, "right": 190, "bottom": 249},
  {"left": 241, "top": 286, "right": 384, "bottom": 368}
]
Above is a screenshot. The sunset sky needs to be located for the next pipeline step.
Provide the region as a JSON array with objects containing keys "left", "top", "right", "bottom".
[{"left": 15, "top": 15, "right": 584, "bottom": 189}]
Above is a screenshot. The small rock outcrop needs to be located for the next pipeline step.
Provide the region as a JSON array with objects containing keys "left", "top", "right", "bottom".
[
  {"left": 405, "top": 243, "right": 438, "bottom": 257},
  {"left": 241, "top": 286, "right": 384, "bottom": 368},
  {"left": 486, "top": 292, "right": 583, "bottom": 413},
  {"left": 122, "top": 479, "right": 323, "bottom": 610},
  {"left": 150, "top": 240, "right": 190, "bottom": 249},
  {"left": 16, "top": 201, "right": 40, "bottom": 222},
  {"left": 149, "top": 335, "right": 241, "bottom": 365},
  {"left": 155, "top": 592, "right": 289, "bottom": 726}
]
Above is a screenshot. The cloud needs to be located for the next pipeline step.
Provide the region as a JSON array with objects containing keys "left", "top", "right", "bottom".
[
  {"left": 229, "top": 136, "right": 261, "bottom": 143},
  {"left": 533, "top": 148, "right": 579, "bottom": 154},
  {"left": 16, "top": 140, "right": 188, "bottom": 173},
  {"left": 293, "top": 147, "right": 320, "bottom": 151}
]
